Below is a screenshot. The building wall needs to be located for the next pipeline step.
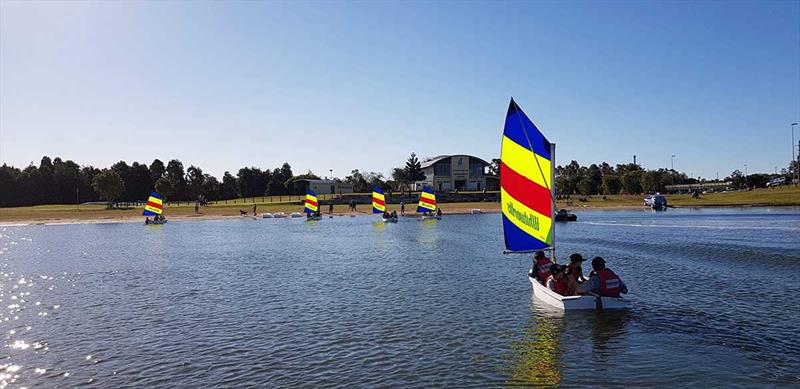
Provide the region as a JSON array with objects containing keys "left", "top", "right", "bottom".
[{"left": 417, "top": 155, "right": 489, "bottom": 191}]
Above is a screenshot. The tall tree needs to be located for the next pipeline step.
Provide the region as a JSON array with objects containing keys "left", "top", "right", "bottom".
[
  {"left": 221, "top": 171, "right": 239, "bottom": 199},
  {"left": 92, "top": 170, "right": 125, "bottom": 207},
  {"left": 149, "top": 159, "right": 166, "bottom": 183},
  {"left": 186, "top": 165, "right": 205, "bottom": 199},
  {"left": 404, "top": 153, "right": 426, "bottom": 187},
  {"left": 164, "top": 159, "right": 187, "bottom": 199}
]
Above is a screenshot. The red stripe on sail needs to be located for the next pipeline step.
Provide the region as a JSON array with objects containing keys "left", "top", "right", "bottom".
[
  {"left": 500, "top": 161, "right": 552, "bottom": 217},
  {"left": 306, "top": 200, "right": 318, "bottom": 207},
  {"left": 419, "top": 197, "right": 436, "bottom": 205},
  {"left": 373, "top": 198, "right": 385, "bottom": 206},
  {"left": 146, "top": 201, "right": 163, "bottom": 209}
]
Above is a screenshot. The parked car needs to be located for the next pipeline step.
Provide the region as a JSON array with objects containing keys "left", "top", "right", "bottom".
[{"left": 644, "top": 194, "right": 667, "bottom": 209}]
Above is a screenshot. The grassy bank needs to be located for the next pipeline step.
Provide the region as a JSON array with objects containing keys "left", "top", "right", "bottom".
[{"left": 1, "top": 186, "right": 797, "bottom": 224}]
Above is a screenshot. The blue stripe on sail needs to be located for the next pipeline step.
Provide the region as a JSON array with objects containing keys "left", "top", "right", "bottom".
[
  {"left": 504, "top": 100, "right": 552, "bottom": 160},
  {"left": 502, "top": 214, "right": 550, "bottom": 251},
  {"left": 422, "top": 186, "right": 434, "bottom": 194},
  {"left": 149, "top": 191, "right": 162, "bottom": 200},
  {"left": 373, "top": 186, "right": 383, "bottom": 194},
  {"left": 143, "top": 209, "right": 159, "bottom": 216}
]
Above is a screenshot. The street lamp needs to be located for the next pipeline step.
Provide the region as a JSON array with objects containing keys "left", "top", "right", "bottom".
[
  {"left": 329, "top": 169, "right": 333, "bottom": 180},
  {"left": 744, "top": 163, "right": 748, "bottom": 188},
  {"left": 792, "top": 123, "right": 798, "bottom": 184},
  {"left": 671, "top": 154, "right": 675, "bottom": 171}
]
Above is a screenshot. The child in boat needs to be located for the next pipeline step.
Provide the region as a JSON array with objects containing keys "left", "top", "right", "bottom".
[
  {"left": 577, "top": 257, "right": 628, "bottom": 297},
  {"left": 391, "top": 211, "right": 397, "bottom": 218},
  {"left": 532, "top": 251, "right": 553, "bottom": 283},
  {"left": 567, "top": 253, "right": 588, "bottom": 284},
  {"left": 546, "top": 265, "right": 570, "bottom": 296}
]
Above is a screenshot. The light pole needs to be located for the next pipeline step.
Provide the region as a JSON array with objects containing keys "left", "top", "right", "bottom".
[
  {"left": 329, "top": 169, "right": 333, "bottom": 180},
  {"left": 671, "top": 154, "right": 675, "bottom": 171},
  {"left": 744, "top": 163, "right": 748, "bottom": 188},
  {"left": 792, "top": 123, "right": 798, "bottom": 184}
]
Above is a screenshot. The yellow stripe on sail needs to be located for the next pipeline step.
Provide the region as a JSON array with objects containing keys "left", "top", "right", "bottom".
[
  {"left": 373, "top": 203, "right": 385, "bottom": 211},
  {"left": 420, "top": 191, "right": 436, "bottom": 201},
  {"left": 306, "top": 194, "right": 317, "bottom": 201},
  {"left": 373, "top": 192, "right": 385, "bottom": 201},
  {"left": 501, "top": 187, "right": 553, "bottom": 244},
  {"left": 147, "top": 196, "right": 163, "bottom": 206},
  {"left": 144, "top": 205, "right": 163, "bottom": 215},
  {"left": 502, "top": 136, "right": 552, "bottom": 189},
  {"left": 418, "top": 202, "right": 436, "bottom": 211}
]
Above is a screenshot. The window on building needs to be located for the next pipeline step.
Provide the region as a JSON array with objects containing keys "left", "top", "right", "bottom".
[
  {"left": 469, "top": 161, "right": 484, "bottom": 177},
  {"left": 434, "top": 163, "right": 451, "bottom": 176}
]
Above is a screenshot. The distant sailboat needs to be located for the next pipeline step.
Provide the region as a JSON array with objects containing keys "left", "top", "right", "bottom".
[
  {"left": 143, "top": 192, "right": 167, "bottom": 224},
  {"left": 304, "top": 190, "right": 321, "bottom": 221},
  {"left": 373, "top": 187, "right": 396, "bottom": 223},
  {"left": 417, "top": 187, "right": 440, "bottom": 220},
  {"left": 501, "top": 98, "right": 628, "bottom": 310}
]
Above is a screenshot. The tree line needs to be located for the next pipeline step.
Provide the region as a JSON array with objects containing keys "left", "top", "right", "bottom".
[
  {"left": 0, "top": 156, "right": 304, "bottom": 207},
  {"left": 0, "top": 152, "right": 429, "bottom": 207},
  {"left": 489, "top": 159, "right": 794, "bottom": 195}
]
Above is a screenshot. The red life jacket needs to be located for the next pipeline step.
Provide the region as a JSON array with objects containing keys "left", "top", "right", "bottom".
[
  {"left": 546, "top": 275, "right": 568, "bottom": 295},
  {"left": 597, "top": 268, "right": 622, "bottom": 297},
  {"left": 536, "top": 257, "right": 553, "bottom": 282}
]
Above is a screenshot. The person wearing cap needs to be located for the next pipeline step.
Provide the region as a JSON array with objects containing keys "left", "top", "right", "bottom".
[
  {"left": 567, "top": 253, "right": 588, "bottom": 284},
  {"left": 545, "top": 264, "right": 570, "bottom": 296},
  {"left": 531, "top": 250, "right": 554, "bottom": 284},
  {"left": 578, "top": 257, "right": 628, "bottom": 297}
]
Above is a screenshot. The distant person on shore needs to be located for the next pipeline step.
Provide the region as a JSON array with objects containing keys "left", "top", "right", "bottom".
[
  {"left": 578, "top": 257, "right": 628, "bottom": 297},
  {"left": 253, "top": 204, "right": 257, "bottom": 216},
  {"left": 329, "top": 203, "right": 334, "bottom": 214},
  {"left": 567, "top": 253, "right": 587, "bottom": 284},
  {"left": 195, "top": 202, "right": 199, "bottom": 213},
  {"left": 400, "top": 201, "right": 405, "bottom": 216},
  {"left": 436, "top": 208, "right": 442, "bottom": 217},
  {"left": 240, "top": 210, "right": 248, "bottom": 216}
]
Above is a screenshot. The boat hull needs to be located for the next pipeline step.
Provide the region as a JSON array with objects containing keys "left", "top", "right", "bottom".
[
  {"left": 420, "top": 216, "right": 441, "bottom": 220},
  {"left": 529, "top": 276, "right": 630, "bottom": 310},
  {"left": 382, "top": 218, "right": 398, "bottom": 223}
]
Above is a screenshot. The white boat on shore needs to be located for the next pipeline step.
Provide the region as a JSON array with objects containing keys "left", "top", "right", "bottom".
[
  {"left": 290, "top": 212, "right": 303, "bottom": 218},
  {"left": 262, "top": 213, "right": 274, "bottom": 218},
  {"left": 528, "top": 274, "right": 631, "bottom": 310}
]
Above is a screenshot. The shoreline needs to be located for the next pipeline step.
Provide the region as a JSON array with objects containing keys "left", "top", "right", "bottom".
[{"left": 2, "top": 203, "right": 798, "bottom": 227}]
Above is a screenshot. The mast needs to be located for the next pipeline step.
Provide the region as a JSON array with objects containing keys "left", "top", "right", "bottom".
[{"left": 550, "top": 142, "right": 556, "bottom": 262}]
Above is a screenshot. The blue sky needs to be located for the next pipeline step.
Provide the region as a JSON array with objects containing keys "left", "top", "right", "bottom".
[{"left": 1, "top": 1, "right": 798, "bottom": 180}]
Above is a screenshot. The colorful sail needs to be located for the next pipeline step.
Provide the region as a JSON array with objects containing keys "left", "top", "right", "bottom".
[
  {"left": 372, "top": 187, "right": 386, "bottom": 214},
  {"left": 142, "top": 192, "right": 164, "bottom": 216},
  {"left": 501, "top": 98, "right": 554, "bottom": 252},
  {"left": 416, "top": 186, "right": 437, "bottom": 212},
  {"left": 304, "top": 190, "right": 318, "bottom": 214}
]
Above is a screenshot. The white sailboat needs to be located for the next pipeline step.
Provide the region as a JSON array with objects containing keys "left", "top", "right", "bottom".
[{"left": 500, "top": 98, "right": 630, "bottom": 310}]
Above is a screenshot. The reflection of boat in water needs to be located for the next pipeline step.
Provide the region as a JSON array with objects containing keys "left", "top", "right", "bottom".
[
  {"left": 499, "top": 99, "right": 629, "bottom": 311},
  {"left": 554, "top": 209, "right": 577, "bottom": 222},
  {"left": 382, "top": 217, "right": 398, "bottom": 223},
  {"left": 145, "top": 218, "right": 167, "bottom": 225},
  {"left": 420, "top": 215, "right": 441, "bottom": 221},
  {"left": 504, "top": 307, "right": 563, "bottom": 386}
]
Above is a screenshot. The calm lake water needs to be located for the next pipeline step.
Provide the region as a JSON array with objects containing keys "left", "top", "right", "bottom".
[{"left": 2, "top": 208, "right": 799, "bottom": 388}]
